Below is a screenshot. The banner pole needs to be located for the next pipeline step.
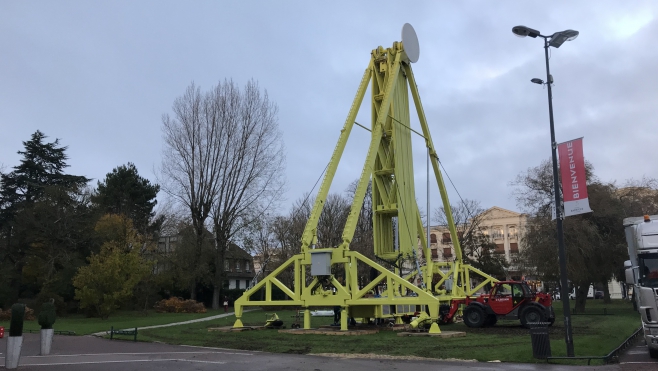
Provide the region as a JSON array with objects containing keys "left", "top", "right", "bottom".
[{"left": 544, "top": 36, "right": 575, "bottom": 357}]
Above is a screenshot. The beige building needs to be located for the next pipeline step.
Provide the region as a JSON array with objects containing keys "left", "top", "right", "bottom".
[{"left": 425, "top": 206, "right": 528, "bottom": 280}]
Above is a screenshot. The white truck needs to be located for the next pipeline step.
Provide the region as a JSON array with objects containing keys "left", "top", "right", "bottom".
[{"left": 624, "top": 215, "right": 658, "bottom": 359}]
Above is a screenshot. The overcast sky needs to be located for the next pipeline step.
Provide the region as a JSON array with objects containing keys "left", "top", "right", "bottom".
[{"left": 2, "top": 1, "right": 657, "bottom": 219}]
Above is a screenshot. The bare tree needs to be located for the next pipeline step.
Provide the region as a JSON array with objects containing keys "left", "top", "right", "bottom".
[
  {"left": 618, "top": 177, "right": 658, "bottom": 216},
  {"left": 345, "top": 180, "right": 376, "bottom": 285},
  {"left": 267, "top": 197, "right": 312, "bottom": 287},
  {"left": 160, "top": 82, "right": 229, "bottom": 300},
  {"left": 237, "top": 214, "right": 277, "bottom": 288},
  {"left": 316, "top": 193, "right": 351, "bottom": 248},
  {"left": 208, "top": 80, "right": 285, "bottom": 309},
  {"left": 153, "top": 197, "right": 189, "bottom": 238},
  {"left": 434, "top": 199, "right": 509, "bottom": 278}
]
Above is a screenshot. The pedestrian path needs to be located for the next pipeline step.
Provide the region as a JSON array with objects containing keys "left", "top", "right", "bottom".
[{"left": 91, "top": 309, "right": 255, "bottom": 336}]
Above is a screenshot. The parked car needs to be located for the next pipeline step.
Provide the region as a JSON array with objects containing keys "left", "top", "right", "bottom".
[{"left": 594, "top": 291, "right": 604, "bottom": 299}]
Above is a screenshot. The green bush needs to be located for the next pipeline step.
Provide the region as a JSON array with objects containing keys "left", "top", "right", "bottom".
[
  {"left": 9, "top": 303, "right": 25, "bottom": 336},
  {"left": 38, "top": 302, "right": 57, "bottom": 329}
]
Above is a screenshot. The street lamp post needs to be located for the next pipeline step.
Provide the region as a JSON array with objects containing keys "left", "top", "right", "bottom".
[{"left": 512, "top": 25, "right": 579, "bottom": 358}]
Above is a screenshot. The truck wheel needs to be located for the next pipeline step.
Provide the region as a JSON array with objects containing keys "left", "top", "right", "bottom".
[
  {"left": 547, "top": 317, "right": 555, "bottom": 327},
  {"left": 463, "top": 305, "right": 486, "bottom": 328},
  {"left": 520, "top": 307, "right": 545, "bottom": 328},
  {"left": 484, "top": 314, "right": 498, "bottom": 327},
  {"left": 650, "top": 348, "right": 658, "bottom": 359}
]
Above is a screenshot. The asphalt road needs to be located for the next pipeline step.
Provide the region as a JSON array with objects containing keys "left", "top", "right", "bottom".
[
  {"left": 617, "top": 335, "right": 658, "bottom": 371},
  {"left": 0, "top": 333, "right": 633, "bottom": 371}
]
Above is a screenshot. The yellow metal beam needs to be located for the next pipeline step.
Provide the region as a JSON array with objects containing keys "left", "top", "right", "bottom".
[{"left": 300, "top": 63, "right": 373, "bottom": 251}]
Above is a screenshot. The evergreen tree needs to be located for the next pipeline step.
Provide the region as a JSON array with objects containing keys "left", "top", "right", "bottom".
[
  {"left": 93, "top": 163, "right": 160, "bottom": 233},
  {"left": 0, "top": 131, "right": 89, "bottom": 305},
  {"left": 0, "top": 130, "right": 88, "bottom": 223}
]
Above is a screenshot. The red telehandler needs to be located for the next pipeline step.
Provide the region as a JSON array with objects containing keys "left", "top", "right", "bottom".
[{"left": 440, "top": 280, "right": 555, "bottom": 328}]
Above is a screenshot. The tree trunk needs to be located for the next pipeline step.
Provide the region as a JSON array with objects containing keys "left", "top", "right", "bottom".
[
  {"left": 212, "top": 286, "right": 220, "bottom": 310},
  {"left": 211, "top": 235, "right": 228, "bottom": 310},
  {"left": 10, "top": 262, "right": 25, "bottom": 305},
  {"left": 602, "top": 281, "right": 612, "bottom": 304},
  {"left": 189, "top": 282, "right": 197, "bottom": 301},
  {"left": 189, "top": 227, "right": 205, "bottom": 302},
  {"left": 575, "top": 285, "right": 587, "bottom": 313}
]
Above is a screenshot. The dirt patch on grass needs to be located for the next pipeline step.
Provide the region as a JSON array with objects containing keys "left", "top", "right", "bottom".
[
  {"left": 459, "top": 322, "right": 563, "bottom": 336},
  {"left": 312, "top": 353, "right": 477, "bottom": 362},
  {"left": 285, "top": 346, "right": 312, "bottom": 354}
]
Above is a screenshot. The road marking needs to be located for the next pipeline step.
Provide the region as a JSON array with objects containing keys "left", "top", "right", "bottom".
[
  {"left": 626, "top": 351, "right": 648, "bottom": 354},
  {"left": 179, "top": 359, "right": 228, "bottom": 364},
  {"left": 16, "top": 359, "right": 191, "bottom": 366},
  {"left": 179, "top": 344, "right": 256, "bottom": 354},
  {"left": 619, "top": 361, "right": 658, "bottom": 364},
  {"left": 18, "top": 351, "right": 248, "bottom": 358}
]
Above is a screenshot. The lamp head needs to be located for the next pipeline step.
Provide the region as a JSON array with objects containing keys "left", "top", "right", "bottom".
[
  {"left": 548, "top": 29, "right": 579, "bottom": 48},
  {"left": 512, "top": 25, "right": 541, "bottom": 38},
  {"left": 531, "top": 78, "right": 544, "bottom": 85}
]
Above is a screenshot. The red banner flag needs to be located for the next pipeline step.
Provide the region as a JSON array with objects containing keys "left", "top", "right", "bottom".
[{"left": 558, "top": 138, "right": 592, "bottom": 217}]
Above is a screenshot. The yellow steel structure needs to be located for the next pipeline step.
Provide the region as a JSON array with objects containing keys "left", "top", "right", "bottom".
[{"left": 233, "top": 35, "right": 497, "bottom": 334}]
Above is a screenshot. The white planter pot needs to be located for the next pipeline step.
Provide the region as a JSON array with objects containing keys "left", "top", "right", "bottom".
[
  {"left": 41, "top": 328, "right": 54, "bottom": 355},
  {"left": 5, "top": 335, "right": 23, "bottom": 369}
]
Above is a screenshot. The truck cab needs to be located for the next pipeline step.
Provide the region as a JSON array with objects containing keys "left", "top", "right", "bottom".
[{"left": 624, "top": 215, "right": 658, "bottom": 358}]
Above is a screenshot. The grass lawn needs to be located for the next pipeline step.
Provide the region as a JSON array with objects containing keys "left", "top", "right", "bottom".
[
  {"left": 136, "top": 300, "right": 641, "bottom": 365},
  {"left": 0, "top": 309, "right": 226, "bottom": 335}
]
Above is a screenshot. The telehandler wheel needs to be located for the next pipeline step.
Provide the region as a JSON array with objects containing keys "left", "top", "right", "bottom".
[
  {"left": 520, "top": 306, "right": 545, "bottom": 328},
  {"left": 484, "top": 314, "right": 498, "bottom": 327},
  {"left": 547, "top": 317, "right": 555, "bottom": 327},
  {"left": 650, "top": 348, "right": 658, "bottom": 359},
  {"left": 463, "top": 305, "right": 486, "bottom": 328}
]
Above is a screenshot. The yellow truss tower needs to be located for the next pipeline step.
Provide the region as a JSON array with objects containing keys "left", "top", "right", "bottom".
[{"left": 233, "top": 25, "right": 497, "bottom": 334}]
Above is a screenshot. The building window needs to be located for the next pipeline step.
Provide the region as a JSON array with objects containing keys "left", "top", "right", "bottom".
[
  {"left": 245, "top": 280, "right": 250, "bottom": 288},
  {"left": 508, "top": 226, "right": 518, "bottom": 240},
  {"left": 431, "top": 248, "right": 438, "bottom": 259},
  {"left": 245, "top": 261, "right": 250, "bottom": 272},
  {"left": 495, "top": 244, "right": 505, "bottom": 254},
  {"left": 235, "top": 260, "right": 241, "bottom": 272},
  {"left": 430, "top": 234, "right": 437, "bottom": 244},
  {"left": 492, "top": 227, "right": 504, "bottom": 240},
  {"left": 510, "top": 243, "right": 519, "bottom": 253},
  {"left": 442, "top": 233, "right": 451, "bottom": 244},
  {"left": 443, "top": 247, "right": 452, "bottom": 258},
  {"left": 225, "top": 260, "right": 230, "bottom": 271}
]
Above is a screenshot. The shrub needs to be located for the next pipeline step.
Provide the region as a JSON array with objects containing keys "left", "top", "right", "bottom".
[
  {"left": 9, "top": 303, "right": 25, "bottom": 337},
  {"left": 35, "top": 292, "right": 66, "bottom": 316},
  {"left": 38, "top": 302, "right": 57, "bottom": 329},
  {"left": 0, "top": 306, "right": 35, "bottom": 321},
  {"left": 24, "top": 306, "right": 35, "bottom": 321},
  {"left": 153, "top": 297, "right": 206, "bottom": 313},
  {"left": 73, "top": 242, "right": 152, "bottom": 319}
]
